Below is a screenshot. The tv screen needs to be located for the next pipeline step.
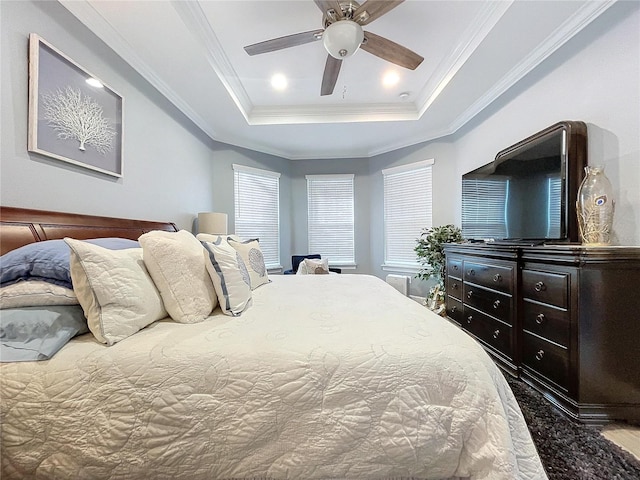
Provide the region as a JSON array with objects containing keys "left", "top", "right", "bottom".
[{"left": 461, "top": 125, "right": 576, "bottom": 243}]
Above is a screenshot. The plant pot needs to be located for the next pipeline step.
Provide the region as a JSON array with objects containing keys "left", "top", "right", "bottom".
[{"left": 427, "top": 284, "right": 446, "bottom": 316}]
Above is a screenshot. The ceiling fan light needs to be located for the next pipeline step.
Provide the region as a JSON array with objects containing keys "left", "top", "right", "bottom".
[{"left": 323, "top": 20, "right": 364, "bottom": 59}]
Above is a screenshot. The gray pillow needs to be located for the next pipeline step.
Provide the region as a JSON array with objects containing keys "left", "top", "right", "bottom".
[
  {"left": 0, "top": 238, "right": 139, "bottom": 289},
  {"left": 0, "top": 305, "right": 89, "bottom": 362}
]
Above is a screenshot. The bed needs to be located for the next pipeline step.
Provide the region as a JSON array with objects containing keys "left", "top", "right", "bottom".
[{"left": 0, "top": 207, "right": 547, "bottom": 480}]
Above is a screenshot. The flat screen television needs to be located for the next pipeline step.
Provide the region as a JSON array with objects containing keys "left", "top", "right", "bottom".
[{"left": 461, "top": 121, "right": 587, "bottom": 244}]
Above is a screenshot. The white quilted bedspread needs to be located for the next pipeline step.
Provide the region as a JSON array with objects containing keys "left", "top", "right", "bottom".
[{"left": 1, "top": 274, "right": 547, "bottom": 479}]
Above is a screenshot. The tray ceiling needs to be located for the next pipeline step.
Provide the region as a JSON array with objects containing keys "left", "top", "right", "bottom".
[{"left": 60, "top": 0, "right": 615, "bottom": 159}]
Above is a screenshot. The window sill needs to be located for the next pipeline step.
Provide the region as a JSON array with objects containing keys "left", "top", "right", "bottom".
[
  {"left": 381, "top": 264, "right": 420, "bottom": 274},
  {"left": 331, "top": 263, "right": 357, "bottom": 270}
]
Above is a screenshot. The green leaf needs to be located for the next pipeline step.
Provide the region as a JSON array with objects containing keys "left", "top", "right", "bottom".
[{"left": 414, "top": 224, "right": 463, "bottom": 288}]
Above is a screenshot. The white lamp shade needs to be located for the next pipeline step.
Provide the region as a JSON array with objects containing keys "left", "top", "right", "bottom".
[
  {"left": 323, "top": 20, "right": 364, "bottom": 59},
  {"left": 198, "top": 212, "right": 228, "bottom": 235}
]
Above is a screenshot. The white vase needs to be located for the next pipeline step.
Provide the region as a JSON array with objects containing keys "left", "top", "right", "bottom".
[{"left": 576, "top": 166, "right": 615, "bottom": 245}]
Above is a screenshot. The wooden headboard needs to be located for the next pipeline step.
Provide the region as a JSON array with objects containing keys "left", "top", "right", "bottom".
[{"left": 0, "top": 207, "right": 179, "bottom": 255}]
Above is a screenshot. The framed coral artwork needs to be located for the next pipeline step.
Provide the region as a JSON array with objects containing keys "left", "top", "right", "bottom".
[{"left": 28, "top": 34, "right": 123, "bottom": 178}]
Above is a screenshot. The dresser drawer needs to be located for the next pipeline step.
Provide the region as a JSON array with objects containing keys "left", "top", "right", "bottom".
[
  {"left": 447, "top": 258, "right": 463, "bottom": 279},
  {"left": 463, "top": 261, "right": 513, "bottom": 294},
  {"left": 463, "top": 306, "right": 513, "bottom": 360},
  {"left": 522, "top": 269, "right": 569, "bottom": 308},
  {"left": 446, "top": 297, "right": 463, "bottom": 325},
  {"left": 446, "top": 276, "right": 462, "bottom": 300},
  {"left": 522, "top": 332, "right": 569, "bottom": 391},
  {"left": 522, "top": 300, "right": 570, "bottom": 347},
  {"left": 463, "top": 284, "right": 512, "bottom": 325}
]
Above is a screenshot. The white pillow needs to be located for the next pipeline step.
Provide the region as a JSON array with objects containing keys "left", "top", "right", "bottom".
[
  {"left": 139, "top": 230, "right": 217, "bottom": 324},
  {"left": 0, "top": 280, "right": 77, "bottom": 309},
  {"left": 65, "top": 238, "right": 167, "bottom": 345},
  {"left": 202, "top": 239, "right": 251, "bottom": 316},
  {"left": 227, "top": 238, "right": 269, "bottom": 290},
  {"left": 297, "top": 258, "right": 330, "bottom": 275}
]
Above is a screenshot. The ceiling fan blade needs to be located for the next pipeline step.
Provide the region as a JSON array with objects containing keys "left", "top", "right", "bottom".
[
  {"left": 244, "top": 29, "right": 324, "bottom": 56},
  {"left": 353, "top": 0, "right": 404, "bottom": 26},
  {"left": 321, "top": 55, "right": 342, "bottom": 96},
  {"left": 314, "top": 0, "right": 344, "bottom": 20},
  {"left": 361, "top": 31, "right": 423, "bottom": 70}
]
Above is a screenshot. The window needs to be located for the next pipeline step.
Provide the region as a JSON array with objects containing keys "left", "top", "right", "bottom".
[
  {"left": 461, "top": 177, "right": 508, "bottom": 239},
  {"left": 233, "top": 164, "right": 281, "bottom": 269},
  {"left": 382, "top": 160, "right": 433, "bottom": 270},
  {"left": 306, "top": 174, "right": 355, "bottom": 265},
  {"left": 547, "top": 176, "right": 562, "bottom": 238}
]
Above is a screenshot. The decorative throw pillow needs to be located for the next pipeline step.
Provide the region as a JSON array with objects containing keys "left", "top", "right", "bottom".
[
  {"left": 139, "top": 230, "right": 217, "bottom": 323},
  {"left": 297, "top": 258, "right": 330, "bottom": 275},
  {"left": 65, "top": 238, "right": 167, "bottom": 345},
  {"left": 0, "top": 280, "right": 78, "bottom": 309},
  {"left": 0, "top": 305, "right": 89, "bottom": 362},
  {"left": 202, "top": 239, "right": 251, "bottom": 316},
  {"left": 0, "top": 238, "right": 139, "bottom": 289},
  {"left": 227, "top": 238, "right": 269, "bottom": 290}
]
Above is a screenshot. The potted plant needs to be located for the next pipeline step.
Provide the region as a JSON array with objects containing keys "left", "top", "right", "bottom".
[{"left": 415, "top": 224, "right": 463, "bottom": 313}]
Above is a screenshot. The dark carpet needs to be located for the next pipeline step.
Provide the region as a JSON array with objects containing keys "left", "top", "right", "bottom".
[{"left": 506, "top": 376, "right": 640, "bottom": 480}]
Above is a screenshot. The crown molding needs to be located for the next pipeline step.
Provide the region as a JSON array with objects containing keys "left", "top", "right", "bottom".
[
  {"left": 59, "top": 0, "right": 218, "bottom": 140},
  {"left": 285, "top": 125, "right": 455, "bottom": 160},
  {"left": 414, "top": 0, "right": 514, "bottom": 118},
  {"left": 448, "top": 0, "right": 617, "bottom": 134},
  {"left": 361, "top": 126, "right": 456, "bottom": 160},
  {"left": 171, "top": 0, "right": 254, "bottom": 122},
  {"left": 247, "top": 103, "right": 420, "bottom": 125}
]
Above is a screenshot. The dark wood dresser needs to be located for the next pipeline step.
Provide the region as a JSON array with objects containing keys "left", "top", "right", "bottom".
[{"left": 444, "top": 243, "right": 640, "bottom": 425}]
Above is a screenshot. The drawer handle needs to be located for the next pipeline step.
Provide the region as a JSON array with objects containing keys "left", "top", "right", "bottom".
[
  {"left": 453, "top": 264, "right": 459, "bottom": 270},
  {"left": 451, "top": 306, "right": 457, "bottom": 313},
  {"left": 492, "top": 329, "right": 500, "bottom": 339},
  {"left": 468, "top": 269, "right": 476, "bottom": 276},
  {"left": 466, "top": 315, "right": 473, "bottom": 324},
  {"left": 536, "top": 313, "right": 545, "bottom": 325},
  {"left": 493, "top": 273, "right": 502, "bottom": 282},
  {"left": 493, "top": 299, "right": 501, "bottom": 309},
  {"left": 467, "top": 291, "right": 473, "bottom": 299},
  {"left": 534, "top": 281, "right": 546, "bottom": 292},
  {"left": 535, "top": 350, "right": 545, "bottom": 361},
  {"left": 452, "top": 283, "right": 459, "bottom": 290}
]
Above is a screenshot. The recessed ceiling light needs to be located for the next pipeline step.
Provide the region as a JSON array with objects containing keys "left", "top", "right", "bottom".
[
  {"left": 271, "top": 74, "right": 288, "bottom": 91},
  {"left": 382, "top": 71, "right": 400, "bottom": 88},
  {"left": 85, "top": 77, "right": 104, "bottom": 88}
]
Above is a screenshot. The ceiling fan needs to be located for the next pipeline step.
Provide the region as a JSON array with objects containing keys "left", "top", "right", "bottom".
[{"left": 243, "top": 0, "right": 424, "bottom": 96}]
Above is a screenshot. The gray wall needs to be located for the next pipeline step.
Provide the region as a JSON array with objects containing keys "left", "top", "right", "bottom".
[{"left": 1, "top": 0, "right": 213, "bottom": 230}]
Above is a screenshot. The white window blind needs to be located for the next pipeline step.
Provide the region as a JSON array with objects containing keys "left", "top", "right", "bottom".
[
  {"left": 233, "top": 164, "right": 281, "bottom": 268},
  {"left": 461, "top": 177, "right": 508, "bottom": 239},
  {"left": 382, "top": 160, "right": 433, "bottom": 268},
  {"left": 547, "top": 176, "right": 562, "bottom": 238},
  {"left": 306, "top": 174, "right": 355, "bottom": 265}
]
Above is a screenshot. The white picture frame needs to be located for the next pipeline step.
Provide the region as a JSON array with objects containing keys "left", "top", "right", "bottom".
[{"left": 28, "top": 34, "right": 123, "bottom": 178}]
